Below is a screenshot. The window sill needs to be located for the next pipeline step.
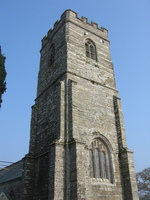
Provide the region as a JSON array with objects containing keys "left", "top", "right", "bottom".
[
  {"left": 91, "top": 178, "right": 114, "bottom": 185},
  {"left": 86, "top": 59, "right": 99, "bottom": 68}
]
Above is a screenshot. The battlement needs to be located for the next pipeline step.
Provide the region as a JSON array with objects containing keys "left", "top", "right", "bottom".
[
  {"left": 41, "top": 9, "right": 108, "bottom": 47},
  {"left": 61, "top": 9, "right": 108, "bottom": 33}
]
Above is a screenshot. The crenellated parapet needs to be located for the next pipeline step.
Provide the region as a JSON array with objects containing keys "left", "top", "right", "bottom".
[{"left": 41, "top": 9, "right": 108, "bottom": 48}]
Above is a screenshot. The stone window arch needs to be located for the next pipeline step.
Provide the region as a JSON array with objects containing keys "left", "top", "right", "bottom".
[
  {"left": 89, "top": 138, "right": 113, "bottom": 182},
  {"left": 85, "top": 39, "right": 97, "bottom": 61},
  {"left": 48, "top": 43, "right": 55, "bottom": 66}
]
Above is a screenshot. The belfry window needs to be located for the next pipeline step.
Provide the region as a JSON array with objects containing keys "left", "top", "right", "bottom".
[
  {"left": 85, "top": 40, "right": 97, "bottom": 61},
  {"left": 48, "top": 44, "right": 55, "bottom": 66},
  {"left": 89, "top": 139, "right": 112, "bottom": 182}
]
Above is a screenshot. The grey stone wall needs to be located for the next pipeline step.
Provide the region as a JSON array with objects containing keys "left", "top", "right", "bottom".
[{"left": 23, "top": 9, "right": 139, "bottom": 200}]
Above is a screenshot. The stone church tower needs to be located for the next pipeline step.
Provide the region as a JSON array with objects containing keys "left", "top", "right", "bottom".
[{"left": 23, "top": 10, "right": 139, "bottom": 200}]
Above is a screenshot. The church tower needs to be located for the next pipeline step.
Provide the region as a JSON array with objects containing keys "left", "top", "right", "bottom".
[{"left": 23, "top": 10, "right": 139, "bottom": 200}]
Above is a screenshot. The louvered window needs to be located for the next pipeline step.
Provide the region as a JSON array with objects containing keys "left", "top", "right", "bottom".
[{"left": 85, "top": 40, "right": 97, "bottom": 61}]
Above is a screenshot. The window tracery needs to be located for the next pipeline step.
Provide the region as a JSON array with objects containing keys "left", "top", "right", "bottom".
[
  {"left": 89, "top": 139, "right": 112, "bottom": 182},
  {"left": 85, "top": 39, "right": 97, "bottom": 61}
]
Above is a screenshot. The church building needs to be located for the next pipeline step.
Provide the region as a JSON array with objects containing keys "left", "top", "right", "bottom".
[{"left": 0, "top": 10, "right": 139, "bottom": 200}]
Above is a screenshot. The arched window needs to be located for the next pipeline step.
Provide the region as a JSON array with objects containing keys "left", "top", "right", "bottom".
[
  {"left": 85, "top": 39, "right": 97, "bottom": 61},
  {"left": 48, "top": 44, "right": 55, "bottom": 66},
  {"left": 89, "top": 139, "right": 112, "bottom": 182}
]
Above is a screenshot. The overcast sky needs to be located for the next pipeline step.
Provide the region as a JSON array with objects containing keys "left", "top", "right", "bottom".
[{"left": 0, "top": 0, "right": 150, "bottom": 172}]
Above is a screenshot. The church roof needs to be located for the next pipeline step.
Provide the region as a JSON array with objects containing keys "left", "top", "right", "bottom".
[{"left": 0, "top": 160, "right": 23, "bottom": 184}]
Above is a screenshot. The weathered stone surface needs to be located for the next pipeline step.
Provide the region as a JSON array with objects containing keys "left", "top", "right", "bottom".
[{"left": 22, "top": 9, "right": 139, "bottom": 200}]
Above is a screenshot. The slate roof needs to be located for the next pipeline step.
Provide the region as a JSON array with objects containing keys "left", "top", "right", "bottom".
[{"left": 0, "top": 160, "right": 23, "bottom": 184}]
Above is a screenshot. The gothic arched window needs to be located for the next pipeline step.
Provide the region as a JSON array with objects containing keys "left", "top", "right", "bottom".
[
  {"left": 89, "top": 139, "right": 112, "bottom": 182},
  {"left": 85, "top": 39, "right": 97, "bottom": 61},
  {"left": 48, "top": 44, "right": 55, "bottom": 66}
]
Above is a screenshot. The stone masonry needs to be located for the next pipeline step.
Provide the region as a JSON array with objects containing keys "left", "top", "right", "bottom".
[{"left": 22, "top": 10, "right": 139, "bottom": 200}]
